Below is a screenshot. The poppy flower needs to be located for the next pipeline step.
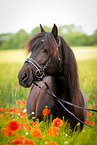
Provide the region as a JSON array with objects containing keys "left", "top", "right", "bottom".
[
  {"left": 7, "top": 120, "right": 21, "bottom": 132},
  {"left": 21, "top": 100, "right": 26, "bottom": 105},
  {"left": 28, "top": 125, "right": 32, "bottom": 131},
  {"left": 0, "top": 114, "right": 4, "bottom": 118},
  {"left": 11, "top": 139, "right": 22, "bottom": 144},
  {"left": 85, "top": 119, "right": 89, "bottom": 124},
  {"left": 89, "top": 121, "right": 95, "bottom": 126},
  {"left": 45, "top": 141, "right": 58, "bottom": 145},
  {"left": 42, "top": 109, "right": 50, "bottom": 115},
  {"left": 93, "top": 94, "right": 96, "bottom": 97},
  {"left": 92, "top": 105, "right": 95, "bottom": 108},
  {"left": 8, "top": 108, "right": 16, "bottom": 112},
  {"left": 23, "top": 138, "right": 36, "bottom": 145},
  {"left": 31, "top": 128, "right": 42, "bottom": 138},
  {"left": 86, "top": 97, "right": 89, "bottom": 101},
  {"left": 16, "top": 100, "right": 21, "bottom": 104},
  {"left": 87, "top": 112, "right": 92, "bottom": 117},
  {"left": 17, "top": 134, "right": 26, "bottom": 141},
  {"left": 20, "top": 123, "right": 27, "bottom": 130},
  {"left": 0, "top": 107, "right": 6, "bottom": 112},
  {"left": 1, "top": 128, "right": 13, "bottom": 136},
  {"left": 47, "top": 127, "right": 60, "bottom": 137},
  {"left": 95, "top": 103, "right": 97, "bottom": 106},
  {"left": 14, "top": 86, "right": 18, "bottom": 90},
  {"left": 30, "top": 121, "right": 38, "bottom": 127},
  {"left": 52, "top": 118, "right": 64, "bottom": 127}
]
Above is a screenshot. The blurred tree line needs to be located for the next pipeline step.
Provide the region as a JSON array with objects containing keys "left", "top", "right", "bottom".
[{"left": 0, "top": 24, "right": 97, "bottom": 50}]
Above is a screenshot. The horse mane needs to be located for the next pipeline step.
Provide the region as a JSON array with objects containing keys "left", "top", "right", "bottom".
[
  {"left": 60, "top": 36, "right": 82, "bottom": 107},
  {"left": 26, "top": 32, "right": 57, "bottom": 54}
]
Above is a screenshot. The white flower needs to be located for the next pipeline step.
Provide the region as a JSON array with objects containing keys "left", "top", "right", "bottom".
[
  {"left": 25, "top": 132, "right": 29, "bottom": 135},
  {"left": 64, "top": 141, "right": 68, "bottom": 144},
  {"left": 32, "top": 112, "right": 35, "bottom": 115},
  {"left": 22, "top": 109, "right": 27, "bottom": 113},
  {"left": 17, "top": 113, "right": 20, "bottom": 116},
  {"left": 65, "top": 134, "right": 68, "bottom": 136}
]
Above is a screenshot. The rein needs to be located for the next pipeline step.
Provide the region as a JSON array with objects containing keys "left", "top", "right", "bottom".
[{"left": 25, "top": 55, "right": 97, "bottom": 128}]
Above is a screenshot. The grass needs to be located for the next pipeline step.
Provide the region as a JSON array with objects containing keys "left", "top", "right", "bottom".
[{"left": 0, "top": 47, "right": 97, "bottom": 145}]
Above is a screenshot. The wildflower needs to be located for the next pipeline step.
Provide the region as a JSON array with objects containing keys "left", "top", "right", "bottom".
[
  {"left": 47, "top": 127, "right": 60, "bottom": 137},
  {"left": 45, "top": 141, "right": 58, "bottom": 145},
  {"left": 25, "top": 132, "right": 29, "bottom": 135},
  {"left": 28, "top": 125, "right": 32, "bottom": 131},
  {"left": 87, "top": 112, "right": 92, "bottom": 117},
  {"left": 30, "top": 121, "right": 38, "bottom": 127},
  {"left": 64, "top": 141, "right": 68, "bottom": 144},
  {"left": 86, "top": 97, "right": 89, "bottom": 101},
  {"left": 85, "top": 119, "right": 89, "bottom": 124},
  {"left": 7, "top": 120, "right": 21, "bottom": 132},
  {"left": 14, "top": 86, "right": 18, "bottom": 90},
  {"left": 16, "top": 100, "right": 21, "bottom": 104},
  {"left": 89, "top": 121, "right": 95, "bottom": 126},
  {"left": 93, "top": 94, "right": 96, "bottom": 97},
  {"left": 92, "top": 105, "right": 95, "bottom": 108},
  {"left": 95, "top": 103, "right": 97, "bottom": 106},
  {"left": 0, "top": 114, "right": 4, "bottom": 118},
  {"left": 52, "top": 118, "right": 64, "bottom": 127},
  {"left": 23, "top": 138, "right": 36, "bottom": 145},
  {"left": 1, "top": 128, "right": 13, "bottom": 136},
  {"left": 0, "top": 107, "right": 6, "bottom": 112},
  {"left": 31, "top": 128, "right": 42, "bottom": 138},
  {"left": 21, "top": 100, "right": 26, "bottom": 105},
  {"left": 20, "top": 123, "right": 27, "bottom": 130},
  {"left": 32, "top": 112, "right": 35, "bottom": 114},
  {"left": 11, "top": 139, "right": 22, "bottom": 144},
  {"left": 17, "top": 134, "right": 26, "bottom": 141},
  {"left": 42, "top": 109, "right": 50, "bottom": 115},
  {"left": 8, "top": 108, "right": 16, "bottom": 112}
]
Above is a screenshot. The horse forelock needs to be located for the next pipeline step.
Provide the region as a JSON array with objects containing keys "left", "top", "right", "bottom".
[{"left": 26, "top": 32, "right": 58, "bottom": 54}]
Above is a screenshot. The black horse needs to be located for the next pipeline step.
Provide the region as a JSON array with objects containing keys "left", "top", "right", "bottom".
[{"left": 18, "top": 24, "right": 88, "bottom": 130}]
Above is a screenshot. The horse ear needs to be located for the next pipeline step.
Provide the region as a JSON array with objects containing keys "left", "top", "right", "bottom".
[
  {"left": 52, "top": 24, "right": 58, "bottom": 41},
  {"left": 40, "top": 24, "right": 45, "bottom": 32}
]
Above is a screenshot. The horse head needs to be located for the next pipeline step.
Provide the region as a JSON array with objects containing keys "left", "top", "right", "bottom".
[{"left": 18, "top": 24, "right": 62, "bottom": 87}]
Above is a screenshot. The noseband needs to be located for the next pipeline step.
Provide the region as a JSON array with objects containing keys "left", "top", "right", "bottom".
[{"left": 25, "top": 57, "right": 53, "bottom": 80}]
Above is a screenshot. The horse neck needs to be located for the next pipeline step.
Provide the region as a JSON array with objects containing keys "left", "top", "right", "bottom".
[{"left": 51, "top": 76, "right": 71, "bottom": 102}]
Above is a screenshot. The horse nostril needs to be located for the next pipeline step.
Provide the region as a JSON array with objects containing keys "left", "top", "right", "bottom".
[{"left": 22, "top": 72, "right": 28, "bottom": 82}]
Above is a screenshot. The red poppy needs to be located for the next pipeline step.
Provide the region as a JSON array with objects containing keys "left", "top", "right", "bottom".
[
  {"left": 85, "top": 119, "right": 89, "bottom": 124},
  {"left": 87, "top": 112, "right": 92, "bottom": 117},
  {"left": 31, "top": 128, "right": 42, "bottom": 138},
  {"left": 86, "top": 97, "right": 89, "bottom": 101},
  {"left": 0, "top": 107, "right": 6, "bottom": 112},
  {"left": 21, "top": 100, "right": 26, "bottom": 105},
  {"left": 11, "top": 139, "right": 22, "bottom": 144},
  {"left": 42, "top": 109, "right": 50, "bottom": 115},
  {"left": 23, "top": 138, "right": 36, "bottom": 145},
  {"left": 8, "top": 108, "right": 16, "bottom": 112},
  {"left": 17, "top": 134, "right": 26, "bottom": 141},
  {"left": 14, "top": 86, "right": 18, "bottom": 90},
  {"left": 20, "top": 123, "right": 27, "bottom": 130},
  {"left": 52, "top": 118, "right": 64, "bottom": 127},
  {"left": 16, "top": 100, "right": 21, "bottom": 104},
  {"left": 0, "top": 114, "right": 4, "bottom": 118},
  {"left": 92, "top": 105, "right": 95, "bottom": 108},
  {"left": 47, "top": 127, "right": 60, "bottom": 137},
  {"left": 45, "top": 141, "right": 58, "bottom": 145},
  {"left": 1, "top": 128, "right": 13, "bottom": 136},
  {"left": 93, "top": 94, "right": 96, "bottom": 97},
  {"left": 96, "top": 103, "right": 97, "bottom": 106},
  {"left": 89, "top": 121, "right": 95, "bottom": 126},
  {"left": 30, "top": 121, "right": 38, "bottom": 127},
  {"left": 28, "top": 125, "right": 32, "bottom": 131},
  {"left": 7, "top": 120, "right": 21, "bottom": 132}
]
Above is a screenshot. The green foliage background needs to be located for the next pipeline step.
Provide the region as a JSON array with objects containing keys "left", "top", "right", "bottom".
[{"left": 0, "top": 24, "right": 97, "bottom": 50}]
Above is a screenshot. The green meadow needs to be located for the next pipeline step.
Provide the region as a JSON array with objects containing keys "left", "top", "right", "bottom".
[{"left": 0, "top": 46, "right": 97, "bottom": 145}]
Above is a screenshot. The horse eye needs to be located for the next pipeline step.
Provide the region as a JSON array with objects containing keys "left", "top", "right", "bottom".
[{"left": 44, "top": 49, "right": 48, "bottom": 53}]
